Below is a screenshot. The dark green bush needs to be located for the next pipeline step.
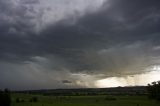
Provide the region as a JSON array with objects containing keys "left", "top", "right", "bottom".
[
  {"left": 32, "top": 97, "right": 38, "bottom": 102},
  {"left": 105, "top": 96, "right": 117, "bottom": 101},
  {"left": 30, "top": 97, "right": 38, "bottom": 102}
]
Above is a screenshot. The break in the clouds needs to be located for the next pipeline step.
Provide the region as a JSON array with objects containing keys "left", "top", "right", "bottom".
[{"left": 1, "top": 0, "right": 160, "bottom": 90}]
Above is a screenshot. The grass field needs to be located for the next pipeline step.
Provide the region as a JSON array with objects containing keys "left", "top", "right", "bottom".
[{"left": 11, "top": 93, "right": 160, "bottom": 106}]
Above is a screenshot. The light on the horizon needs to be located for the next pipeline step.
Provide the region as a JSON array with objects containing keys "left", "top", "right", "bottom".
[{"left": 95, "top": 67, "right": 160, "bottom": 88}]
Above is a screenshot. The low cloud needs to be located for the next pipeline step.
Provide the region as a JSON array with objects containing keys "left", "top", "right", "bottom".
[{"left": 62, "top": 80, "right": 72, "bottom": 84}]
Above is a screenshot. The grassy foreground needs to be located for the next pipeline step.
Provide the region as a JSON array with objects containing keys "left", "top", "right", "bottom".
[{"left": 11, "top": 93, "right": 160, "bottom": 106}]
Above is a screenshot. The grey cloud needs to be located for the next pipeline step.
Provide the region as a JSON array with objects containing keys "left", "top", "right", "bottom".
[
  {"left": 62, "top": 80, "right": 72, "bottom": 84},
  {"left": 20, "top": 0, "right": 39, "bottom": 4},
  {"left": 0, "top": 0, "right": 160, "bottom": 89}
]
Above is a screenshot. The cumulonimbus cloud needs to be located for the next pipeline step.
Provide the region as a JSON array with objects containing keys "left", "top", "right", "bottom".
[{"left": 0, "top": 0, "right": 160, "bottom": 89}]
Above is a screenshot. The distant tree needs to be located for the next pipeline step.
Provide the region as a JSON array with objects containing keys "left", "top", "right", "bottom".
[
  {"left": 147, "top": 81, "right": 160, "bottom": 101},
  {"left": 32, "top": 96, "right": 38, "bottom": 102},
  {"left": 30, "top": 97, "right": 38, "bottom": 102}
]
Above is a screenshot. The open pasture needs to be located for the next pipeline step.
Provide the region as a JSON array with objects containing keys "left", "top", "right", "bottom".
[{"left": 11, "top": 93, "right": 160, "bottom": 106}]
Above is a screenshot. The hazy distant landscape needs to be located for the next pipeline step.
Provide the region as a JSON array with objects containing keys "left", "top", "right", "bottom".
[
  {"left": 1, "top": 83, "right": 160, "bottom": 106},
  {"left": 10, "top": 85, "right": 160, "bottom": 106},
  {"left": 11, "top": 94, "right": 159, "bottom": 106}
]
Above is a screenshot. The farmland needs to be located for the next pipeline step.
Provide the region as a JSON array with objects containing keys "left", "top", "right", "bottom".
[{"left": 11, "top": 87, "right": 160, "bottom": 106}]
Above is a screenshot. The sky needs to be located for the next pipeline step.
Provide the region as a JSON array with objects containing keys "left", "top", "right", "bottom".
[{"left": 0, "top": 0, "right": 160, "bottom": 90}]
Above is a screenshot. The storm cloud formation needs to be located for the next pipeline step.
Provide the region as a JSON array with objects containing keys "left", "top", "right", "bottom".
[{"left": 0, "top": 0, "right": 160, "bottom": 89}]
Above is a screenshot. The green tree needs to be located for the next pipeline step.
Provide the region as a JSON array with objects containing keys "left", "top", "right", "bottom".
[
  {"left": 147, "top": 81, "right": 160, "bottom": 101},
  {"left": 0, "top": 88, "right": 11, "bottom": 106}
]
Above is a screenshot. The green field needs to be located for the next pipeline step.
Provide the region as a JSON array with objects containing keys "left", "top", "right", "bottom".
[{"left": 11, "top": 93, "right": 160, "bottom": 106}]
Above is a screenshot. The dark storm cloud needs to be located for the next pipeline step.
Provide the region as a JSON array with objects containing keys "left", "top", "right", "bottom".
[
  {"left": 1, "top": 0, "right": 160, "bottom": 89},
  {"left": 36, "top": 0, "right": 160, "bottom": 73},
  {"left": 62, "top": 80, "right": 72, "bottom": 84},
  {"left": 79, "top": 0, "right": 160, "bottom": 42}
]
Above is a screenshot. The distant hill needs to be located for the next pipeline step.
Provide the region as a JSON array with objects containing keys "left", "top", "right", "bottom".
[{"left": 16, "top": 86, "right": 147, "bottom": 96}]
